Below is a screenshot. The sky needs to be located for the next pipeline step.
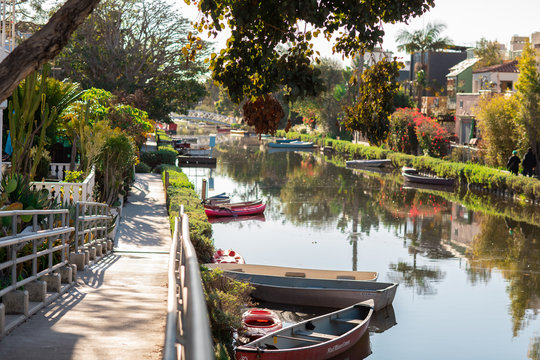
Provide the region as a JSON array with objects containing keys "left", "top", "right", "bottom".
[{"left": 177, "top": 0, "right": 540, "bottom": 66}]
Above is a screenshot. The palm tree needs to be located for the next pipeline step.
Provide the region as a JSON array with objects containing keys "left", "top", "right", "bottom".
[{"left": 396, "top": 22, "right": 452, "bottom": 107}]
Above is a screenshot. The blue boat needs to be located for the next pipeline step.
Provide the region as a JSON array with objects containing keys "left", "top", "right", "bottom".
[
  {"left": 268, "top": 140, "right": 315, "bottom": 149},
  {"left": 276, "top": 138, "right": 300, "bottom": 143}
]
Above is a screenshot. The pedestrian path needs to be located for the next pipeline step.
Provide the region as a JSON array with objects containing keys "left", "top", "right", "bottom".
[{"left": 0, "top": 173, "right": 171, "bottom": 360}]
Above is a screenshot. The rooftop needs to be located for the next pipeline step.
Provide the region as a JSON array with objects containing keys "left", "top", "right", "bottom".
[
  {"left": 447, "top": 58, "right": 480, "bottom": 77},
  {"left": 473, "top": 60, "right": 519, "bottom": 74}
]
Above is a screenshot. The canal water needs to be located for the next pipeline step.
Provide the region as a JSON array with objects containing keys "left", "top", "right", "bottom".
[{"left": 180, "top": 135, "right": 540, "bottom": 360}]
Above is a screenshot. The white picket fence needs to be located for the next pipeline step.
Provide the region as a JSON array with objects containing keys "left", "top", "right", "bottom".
[{"left": 30, "top": 168, "right": 96, "bottom": 206}]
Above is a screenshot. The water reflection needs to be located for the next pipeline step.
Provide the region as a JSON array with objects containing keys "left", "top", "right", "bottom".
[{"left": 190, "top": 138, "right": 540, "bottom": 353}]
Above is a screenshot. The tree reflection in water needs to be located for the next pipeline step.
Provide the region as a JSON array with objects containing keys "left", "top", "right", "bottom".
[{"left": 211, "top": 139, "right": 540, "bottom": 336}]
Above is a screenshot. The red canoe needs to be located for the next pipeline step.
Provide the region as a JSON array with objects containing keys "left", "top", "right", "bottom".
[
  {"left": 212, "top": 249, "right": 245, "bottom": 264},
  {"left": 241, "top": 309, "right": 283, "bottom": 341},
  {"left": 235, "top": 300, "right": 374, "bottom": 360},
  {"left": 205, "top": 203, "right": 266, "bottom": 217}
]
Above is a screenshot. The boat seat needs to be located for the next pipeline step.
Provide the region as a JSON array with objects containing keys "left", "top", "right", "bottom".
[
  {"left": 331, "top": 318, "right": 363, "bottom": 325},
  {"left": 273, "top": 334, "right": 322, "bottom": 343},
  {"left": 336, "top": 275, "right": 355, "bottom": 280},
  {"left": 285, "top": 272, "right": 306, "bottom": 278},
  {"left": 294, "top": 330, "right": 338, "bottom": 340}
]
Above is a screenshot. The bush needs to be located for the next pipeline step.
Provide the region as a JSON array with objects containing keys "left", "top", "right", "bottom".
[
  {"left": 388, "top": 108, "right": 420, "bottom": 154},
  {"left": 135, "top": 162, "right": 151, "bottom": 173},
  {"left": 140, "top": 148, "right": 177, "bottom": 169},
  {"left": 414, "top": 113, "right": 450, "bottom": 158}
]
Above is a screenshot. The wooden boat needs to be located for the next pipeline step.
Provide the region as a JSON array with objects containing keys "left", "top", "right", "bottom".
[
  {"left": 346, "top": 159, "right": 392, "bottom": 168},
  {"left": 212, "top": 249, "right": 245, "bottom": 264},
  {"left": 204, "top": 199, "right": 262, "bottom": 209},
  {"left": 241, "top": 308, "right": 283, "bottom": 341},
  {"left": 235, "top": 300, "right": 374, "bottom": 360},
  {"left": 268, "top": 141, "right": 315, "bottom": 149},
  {"left": 218, "top": 272, "right": 397, "bottom": 311},
  {"left": 205, "top": 202, "right": 266, "bottom": 217},
  {"left": 205, "top": 263, "right": 378, "bottom": 282},
  {"left": 203, "top": 192, "right": 230, "bottom": 205},
  {"left": 401, "top": 166, "right": 454, "bottom": 186},
  {"left": 231, "top": 129, "right": 248, "bottom": 136}
]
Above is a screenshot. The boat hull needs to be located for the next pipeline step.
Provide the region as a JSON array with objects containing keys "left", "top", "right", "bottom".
[
  {"left": 235, "top": 301, "right": 374, "bottom": 360},
  {"left": 205, "top": 203, "right": 266, "bottom": 217},
  {"left": 223, "top": 273, "right": 397, "bottom": 311}
]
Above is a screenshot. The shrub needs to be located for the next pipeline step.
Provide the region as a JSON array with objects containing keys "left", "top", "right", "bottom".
[
  {"left": 140, "top": 148, "right": 177, "bottom": 170},
  {"left": 388, "top": 108, "right": 420, "bottom": 154},
  {"left": 64, "top": 170, "right": 85, "bottom": 182},
  {"left": 414, "top": 113, "right": 450, "bottom": 158},
  {"left": 135, "top": 162, "right": 151, "bottom": 173}
]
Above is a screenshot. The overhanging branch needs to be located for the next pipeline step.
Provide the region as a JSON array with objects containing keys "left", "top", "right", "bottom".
[{"left": 0, "top": 0, "right": 101, "bottom": 101}]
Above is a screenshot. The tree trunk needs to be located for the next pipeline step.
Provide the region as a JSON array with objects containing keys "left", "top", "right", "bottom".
[{"left": 0, "top": 0, "right": 101, "bottom": 102}]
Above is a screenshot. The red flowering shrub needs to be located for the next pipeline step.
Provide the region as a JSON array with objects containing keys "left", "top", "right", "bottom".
[
  {"left": 414, "top": 114, "right": 450, "bottom": 157},
  {"left": 389, "top": 108, "right": 420, "bottom": 154}
]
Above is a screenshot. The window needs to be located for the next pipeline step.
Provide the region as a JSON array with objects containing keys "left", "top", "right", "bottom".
[{"left": 459, "top": 100, "right": 463, "bottom": 108}]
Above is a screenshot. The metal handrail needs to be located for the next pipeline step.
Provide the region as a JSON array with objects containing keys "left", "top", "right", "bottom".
[
  {"left": 73, "top": 202, "right": 111, "bottom": 253},
  {"left": 164, "top": 212, "right": 215, "bottom": 360},
  {"left": 0, "top": 209, "right": 74, "bottom": 298}
]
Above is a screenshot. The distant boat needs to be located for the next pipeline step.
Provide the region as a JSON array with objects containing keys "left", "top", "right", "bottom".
[
  {"left": 204, "top": 200, "right": 266, "bottom": 217},
  {"left": 268, "top": 141, "right": 315, "bottom": 149},
  {"left": 205, "top": 263, "right": 378, "bottom": 282},
  {"left": 401, "top": 166, "right": 454, "bottom": 186},
  {"left": 235, "top": 300, "right": 374, "bottom": 360},
  {"left": 240, "top": 308, "right": 283, "bottom": 341},
  {"left": 184, "top": 148, "right": 212, "bottom": 156},
  {"left": 231, "top": 129, "right": 248, "bottom": 136},
  {"left": 276, "top": 138, "right": 300, "bottom": 143},
  {"left": 346, "top": 159, "right": 392, "bottom": 168},
  {"left": 218, "top": 271, "right": 397, "bottom": 311}
]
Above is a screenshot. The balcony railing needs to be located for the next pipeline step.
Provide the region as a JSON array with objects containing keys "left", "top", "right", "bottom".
[{"left": 30, "top": 168, "right": 96, "bottom": 206}]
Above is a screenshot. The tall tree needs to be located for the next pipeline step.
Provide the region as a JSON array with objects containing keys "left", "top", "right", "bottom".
[
  {"left": 54, "top": 0, "right": 208, "bottom": 122},
  {"left": 396, "top": 22, "right": 452, "bottom": 106},
  {"left": 189, "top": 0, "right": 435, "bottom": 134},
  {"left": 515, "top": 40, "right": 540, "bottom": 173},
  {"left": 473, "top": 38, "right": 504, "bottom": 69}
]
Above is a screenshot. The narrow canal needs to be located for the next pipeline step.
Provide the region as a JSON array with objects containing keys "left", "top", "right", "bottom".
[{"left": 181, "top": 135, "right": 540, "bottom": 360}]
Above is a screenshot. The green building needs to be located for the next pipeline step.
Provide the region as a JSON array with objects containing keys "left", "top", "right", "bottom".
[{"left": 446, "top": 58, "right": 479, "bottom": 110}]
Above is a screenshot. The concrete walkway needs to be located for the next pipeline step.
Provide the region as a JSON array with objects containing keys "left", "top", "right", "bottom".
[{"left": 0, "top": 173, "right": 171, "bottom": 360}]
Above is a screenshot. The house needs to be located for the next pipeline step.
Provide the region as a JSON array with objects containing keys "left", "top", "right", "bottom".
[
  {"left": 472, "top": 60, "right": 519, "bottom": 93},
  {"left": 409, "top": 48, "right": 468, "bottom": 96},
  {"left": 446, "top": 58, "right": 479, "bottom": 110}
]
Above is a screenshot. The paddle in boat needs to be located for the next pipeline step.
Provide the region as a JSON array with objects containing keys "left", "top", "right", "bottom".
[
  {"left": 205, "top": 263, "right": 378, "bottom": 282},
  {"left": 219, "top": 271, "right": 397, "bottom": 311},
  {"left": 401, "top": 166, "right": 454, "bottom": 186},
  {"left": 212, "top": 249, "right": 245, "bottom": 264},
  {"left": 240, "top": 308, "right": 283, "bottom": 342},
  {"left": 204, "top": 200, "right": 266, "bottom": 217},
  {"left": 268, "top": 140, "right": 315, "bottom": 149},
  {"left": 235, "top": 300, "right": 374, "bottom": 360},
  {"left": 346, "top": 159, "right": 392, "bottom": 168}
]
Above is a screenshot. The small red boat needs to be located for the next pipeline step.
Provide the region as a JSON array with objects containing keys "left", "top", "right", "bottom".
[
  {"left": 241, "top": 309, "right": 282, "bottom": 341},
  {"left": 212, "top": 249, "right": 245, "bottom": 264},
  {"left": 204, "top": 202, "right": 266, "bottom": 217}
]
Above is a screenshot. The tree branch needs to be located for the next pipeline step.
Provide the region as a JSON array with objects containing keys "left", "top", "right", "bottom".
[{"left": 0, "top": 0, "right": 101, "bottom": 102}]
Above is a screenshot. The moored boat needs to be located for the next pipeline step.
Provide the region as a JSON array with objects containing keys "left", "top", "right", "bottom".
[
  {"left": 219, "top": 272, "right": 397, "bottom": 311},
  {"left": 346, "top": 159, "right": 392, "bottom": 168},
  {"left": 235, "top": 300, "right": 374, "bottom": 360},
  {"left": 204, "top": 202, "right": 266, "bottom": 217},
  {"left": 212, "top": 249, "right": 245, "bottom": 264},
  {"left": 205, "top": 263, "right": 378, "bottom": 281},
  {"left": 203, "top": 192, "right": 230, "bottom": 205},
  {"left": 401, "top": 166, "right": 454, "bottom": 186},
  {"left": 241, "top": 308, "right": 283, "bottom": 341},
  {"left": 268, "top": 141, "right": 315, "bottom": 149},
  {"left": 276, "top": 138, "right": 300, "bottom": 143}
]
